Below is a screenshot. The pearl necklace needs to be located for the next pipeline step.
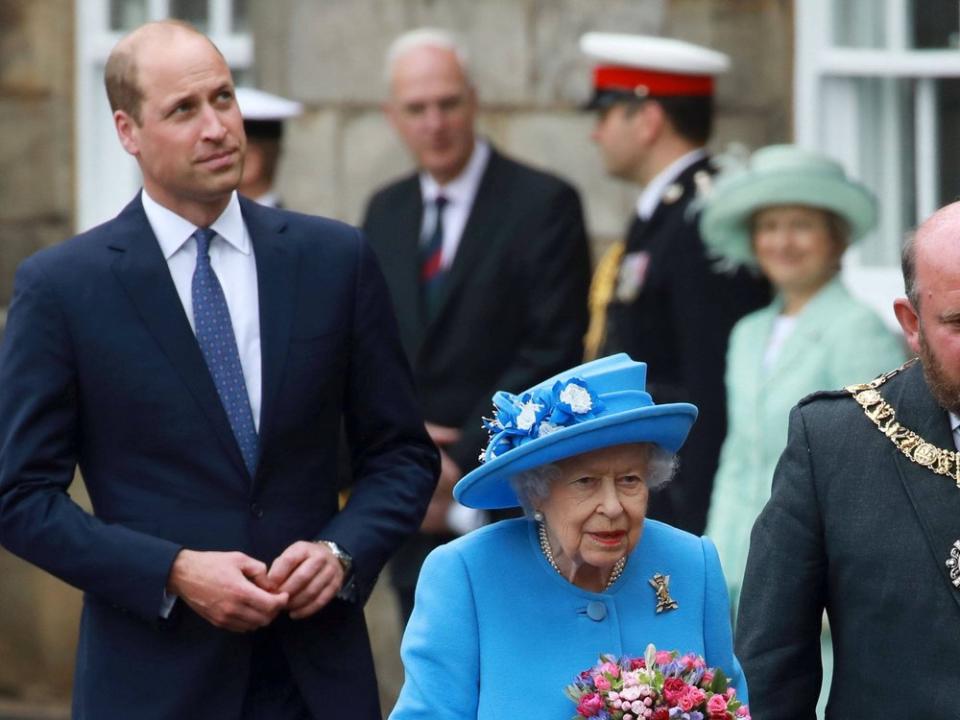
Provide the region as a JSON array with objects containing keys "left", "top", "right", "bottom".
[{"left": 537, "top": 521, "right": 627, "bottom": 590}]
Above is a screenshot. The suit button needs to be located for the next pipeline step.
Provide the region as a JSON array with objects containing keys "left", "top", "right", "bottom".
[
  {"left": 586, "top": 601, "right": 607, "bottom": 621},
  {"left": 250, "top": 503, "right": 264, "bottom": 518}
]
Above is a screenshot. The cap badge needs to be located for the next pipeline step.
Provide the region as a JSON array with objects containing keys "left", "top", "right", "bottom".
[
  {"left": 649, "top": 572, "right": 679, "bottom": 613},
  {"left": 662, "top": 183, "right": 684, "bottom": 204}
]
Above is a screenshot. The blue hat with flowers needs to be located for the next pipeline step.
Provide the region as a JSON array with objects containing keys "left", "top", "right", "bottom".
[{"left": 453, "top": 354, "right": 698, "bottom": 509}]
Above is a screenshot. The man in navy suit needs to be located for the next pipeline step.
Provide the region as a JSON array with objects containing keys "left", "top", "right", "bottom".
[{"left": 0, "top": 20, "right": 437, "bottom": 719}]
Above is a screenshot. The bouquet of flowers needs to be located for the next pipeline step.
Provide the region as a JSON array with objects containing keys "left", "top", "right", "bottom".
[{"left": 565, "top": 644, "right": 750, "bottom": 720}]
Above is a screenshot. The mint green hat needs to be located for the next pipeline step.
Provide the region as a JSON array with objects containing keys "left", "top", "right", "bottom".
[{"left": 699, "top": 144, "right": 878, "bottom": 268}]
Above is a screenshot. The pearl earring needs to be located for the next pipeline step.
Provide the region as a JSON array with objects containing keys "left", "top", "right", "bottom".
[{"left": 533, "top": 510, "right": 544, "bottom": 523}]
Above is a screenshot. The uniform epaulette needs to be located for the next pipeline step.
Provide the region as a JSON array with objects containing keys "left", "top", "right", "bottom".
[{"left": 797, "top": 387, "right": 849, "bottom": 406}]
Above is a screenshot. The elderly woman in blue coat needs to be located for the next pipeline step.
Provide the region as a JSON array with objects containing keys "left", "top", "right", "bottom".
[{"left": 389, "top": 354, "right": 746, "bottom": 719}]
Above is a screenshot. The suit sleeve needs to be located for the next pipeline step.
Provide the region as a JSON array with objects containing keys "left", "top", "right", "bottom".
[
  {"left": 0, "top": 257, "right": 182, "bottom": 622},
  {"left": 390, "top": 543, "right": 480, "bottom": 720},
  {"left": 448, "top": 183, "right": 591, "bottom": 470},
  {"left": 659, "top": 217, "right": 736, "bottom": 532},
  {"left": 736, "top": 404, "right": 826, "bottom": 719},
  {"left": 700, "top": 536, "right": 748, "bottom": 704},
  {"left": 321, "top": 233, "right": 440, "bottom": 603}
]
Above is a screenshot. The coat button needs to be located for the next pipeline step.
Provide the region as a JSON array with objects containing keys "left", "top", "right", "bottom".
[
  {"left": 586, "top": 601, "right": 607, "bottom": 621},
  {"left": 250, "top": 502, "right": 264, "bottom": 518}
]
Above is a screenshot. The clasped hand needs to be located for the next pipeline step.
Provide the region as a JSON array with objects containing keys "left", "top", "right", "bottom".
[{"left": 167, "top": 541, "right": 344, "bottom": 632}]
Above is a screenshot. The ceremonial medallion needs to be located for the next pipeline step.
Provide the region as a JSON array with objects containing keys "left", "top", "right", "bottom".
[
  {"left": 649, "top": 572, "right": 679, "bottom": 613},
  {"left": 662, "top": 183, "right": 684, "bottom": 204},
  {"left": 947, "top": 541, "right": 960, "bottom": 588}
]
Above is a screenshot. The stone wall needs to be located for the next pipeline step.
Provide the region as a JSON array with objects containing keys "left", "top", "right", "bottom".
[
  {"left": 253, "top": 0, "right": 793, "bottom": 258},
  {"left": 0, "top": 0, "right": 74, "bottom": 308}
]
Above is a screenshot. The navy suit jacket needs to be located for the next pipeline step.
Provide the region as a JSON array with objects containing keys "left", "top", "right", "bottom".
[{"left": 0, "top": 195, "right": 438, "bottom": 719}]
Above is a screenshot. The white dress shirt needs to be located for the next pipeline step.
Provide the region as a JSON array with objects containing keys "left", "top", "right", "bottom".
[
  {"left": 141, "top": 190, "right": 262, "bottom": 431},
  {"left": 419, "top": 139, "right": 491, "bottom": 269},
  {"left": 635, "top": 147, "right": 708, "bottom": 221},
  {"left": 950, "top": 412, "right": 960, "bottom": 451}
]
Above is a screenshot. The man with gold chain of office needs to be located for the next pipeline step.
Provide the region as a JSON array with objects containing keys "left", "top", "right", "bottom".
[
  {"left": 737, "top": 202, "right": 960, "bottom": 717},
  {"left": 579, "top": 33, "right": 769, "bottom": 534}
]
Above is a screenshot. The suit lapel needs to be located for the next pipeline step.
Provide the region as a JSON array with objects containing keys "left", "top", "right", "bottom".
[
  {"left": 762, "top": 281, "right": 844, "bottom": 384},
  {"left": 396, "top": 180, "right": 429, "bottom": 347},
  {"left": 887, "top": 361, "right": 960, "bottom": 612},
  {"left": 108, "top": 196, "right": 249, "bottom": 481},
  {"left": 241, "top": 198, "right": 298, "bottom": 478}
]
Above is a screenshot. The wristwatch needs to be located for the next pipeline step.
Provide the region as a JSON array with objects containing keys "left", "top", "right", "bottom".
[{"left": 318, "top": 540, "right": 353, "bottom": 576}]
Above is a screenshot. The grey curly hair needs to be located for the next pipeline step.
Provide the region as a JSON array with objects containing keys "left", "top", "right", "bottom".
[{"left": 508, "top": 444, "right": 678, "bottom": 517}]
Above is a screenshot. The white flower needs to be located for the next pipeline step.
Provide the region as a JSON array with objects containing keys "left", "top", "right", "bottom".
[
  {"left": 537, "top": 420, "right": 561, "bottom": 438},
  {"left": 516, "top": 401, "right": 543, "bottom": 431},
  {"left": 560, "top": 383, "right": 593, "bottom": 413}
]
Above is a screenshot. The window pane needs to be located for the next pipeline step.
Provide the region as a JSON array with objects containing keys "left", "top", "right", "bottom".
[
  {"left": 110, "top": 0, "right": 148, "bottom": 31},
  {"left": 938, "top": 79, "right": 960, "bottom": 205},
  {"left": 233, "top": 0, "right": 250, "bottom": 33},
  {"left": 833, "top": 0, "right": 885, "bottom": 48},
  {"left": 913, "top": 0, "right": 960, "bottom": 49},
  {"left": 170, "top": 0, "right": 210, "bottom": 33},
  {"left": 853, "top": 78, "right": 915, "bottom": 266}
]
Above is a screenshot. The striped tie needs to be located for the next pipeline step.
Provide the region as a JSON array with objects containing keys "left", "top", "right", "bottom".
[
  {"left": 191, "top": 227, "right": 259, "bottom": 476},
  {"left": 420, "top": 195, "right": 448, "bottom": 319}
]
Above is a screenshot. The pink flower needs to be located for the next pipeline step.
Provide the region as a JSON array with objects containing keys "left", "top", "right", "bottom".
[
  {"left": 599, "top": 661, "right": 621, "bottom": 678},
  {"left": 577, "top": 693, "right": 605, "bottom": 717},
  {"left": 701, "top": 670, "right": 714, "bottom": 686},
  {"left": 725, "top": 687, "right": 737, "bottom": 699},
  {"left": 707, "top": 693, "right": 729, "bottom": 718},
  {"left": 630, "top": 658, "right": 646, "bottom": 670},
  {"left": 594, "top": 674, "right": 612, "bottom": 691},
  {"left": 684, "top": 687, "right": 706, "bottom": 707},
  {"left": 735, "top": 708, "right": 751, "bottom": 720},
  {"left": 662, "top": 677, "right": 687, "bottom": 704},
  {"left": 677, "top": 693, "right": 696, "bottom": 712},
  {"left": 655, "top": 650, "right": 674, "bottom": 665}
]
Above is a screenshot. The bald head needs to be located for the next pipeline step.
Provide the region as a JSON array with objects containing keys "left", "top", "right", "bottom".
[
  {"left": 903, "top": 201, "right": 960, "bottom": 308},
  {"left": 105, "top": 20, "right": 221, "bottom": 125}
]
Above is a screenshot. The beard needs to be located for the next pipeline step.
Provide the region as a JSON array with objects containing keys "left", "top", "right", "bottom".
[{"left": 919, "top": 327, "right": 960, "bottom": 414}]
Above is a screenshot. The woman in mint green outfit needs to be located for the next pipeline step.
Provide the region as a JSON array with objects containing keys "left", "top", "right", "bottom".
[
  {"left": 699, "top": 145, "right": 905, "bottom": 714},
  {"left": 701, "top": 146, "right": 905, "bottom": 605}
]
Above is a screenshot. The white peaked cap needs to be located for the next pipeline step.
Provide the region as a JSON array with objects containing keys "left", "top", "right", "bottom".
[
  {"left": 235, "top": 87, "right": 303, "bottom": 121},
  {"left": 579, "top": 32, "right": 730, "bottom": 76}
]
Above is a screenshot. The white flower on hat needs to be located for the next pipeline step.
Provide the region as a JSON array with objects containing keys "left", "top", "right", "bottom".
[
  {"left": 516, "top": 401, "right": 544, "bottom": 431},
  {"left": 559, "top": 383, "right": 593, "bottom": 414}
]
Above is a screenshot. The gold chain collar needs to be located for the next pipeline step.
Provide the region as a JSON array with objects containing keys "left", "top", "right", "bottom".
[{"left": 845, "top": 359, "right": 960, "bottom": 487}]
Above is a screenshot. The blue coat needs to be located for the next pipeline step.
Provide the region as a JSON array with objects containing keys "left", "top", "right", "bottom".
[
  {"left": 390, "top": 518, "right": 746, "bottom": 719},
  {"left": 0, "top": 195, "right": 438, "bottom": 719}
]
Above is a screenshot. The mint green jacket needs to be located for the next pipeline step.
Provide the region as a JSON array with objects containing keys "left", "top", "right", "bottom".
[{"left": 705, "top": 278, "right": 906, "bottom": 611}]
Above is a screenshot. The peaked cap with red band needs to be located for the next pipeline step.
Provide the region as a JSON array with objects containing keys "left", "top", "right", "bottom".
[{"left": 579, "top": 32, "right": 730, "bottom": 109}]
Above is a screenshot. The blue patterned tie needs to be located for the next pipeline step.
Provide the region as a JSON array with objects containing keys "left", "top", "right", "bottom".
[{"left": 191, "top": 227, "right": 259, "bottom": 475}]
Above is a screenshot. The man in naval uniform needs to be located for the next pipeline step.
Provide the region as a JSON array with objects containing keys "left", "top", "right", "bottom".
[
  {"left": 580, "top": 33, "right": 770, "bottom": 534},
  {"left": 235, "top": 87, "right": 302, "bottom": 208},
  {"left": 737, "top": 202, "right": 960, "bottom": 717}
]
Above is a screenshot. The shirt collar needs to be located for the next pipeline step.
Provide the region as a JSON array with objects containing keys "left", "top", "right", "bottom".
[
  {"left": 636, "top": 147, "right": 707, "bottom": 221},
  {"left": 419, "top": 138, "right": 491, "bottom": 208},
  {"left": 142, "top": 189, "right": 249, "bottom": 259}
]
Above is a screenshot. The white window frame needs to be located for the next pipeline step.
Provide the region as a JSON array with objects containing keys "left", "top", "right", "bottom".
[
  {"left": 75, "top": 0, "right": 252, "bottom": 231},
  {"left": 795, "top": 0, "right": 960, "bottom": 326}
]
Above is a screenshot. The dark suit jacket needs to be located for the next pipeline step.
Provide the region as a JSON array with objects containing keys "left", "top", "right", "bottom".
[
  {"left": 601, "top": 156, "right": 770, "bottom": 534},
  {"left": 0, "top": 195, "right": 438, "bottom": 719},
  {"left": 737, "top": 360, "right": 960, "bottom": 717},
  {"left": 362, "top": 147, "right": 591, "bottom": 592},
  {"left": 363, "top": 147, "right": 591, "bottom": 474}
]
